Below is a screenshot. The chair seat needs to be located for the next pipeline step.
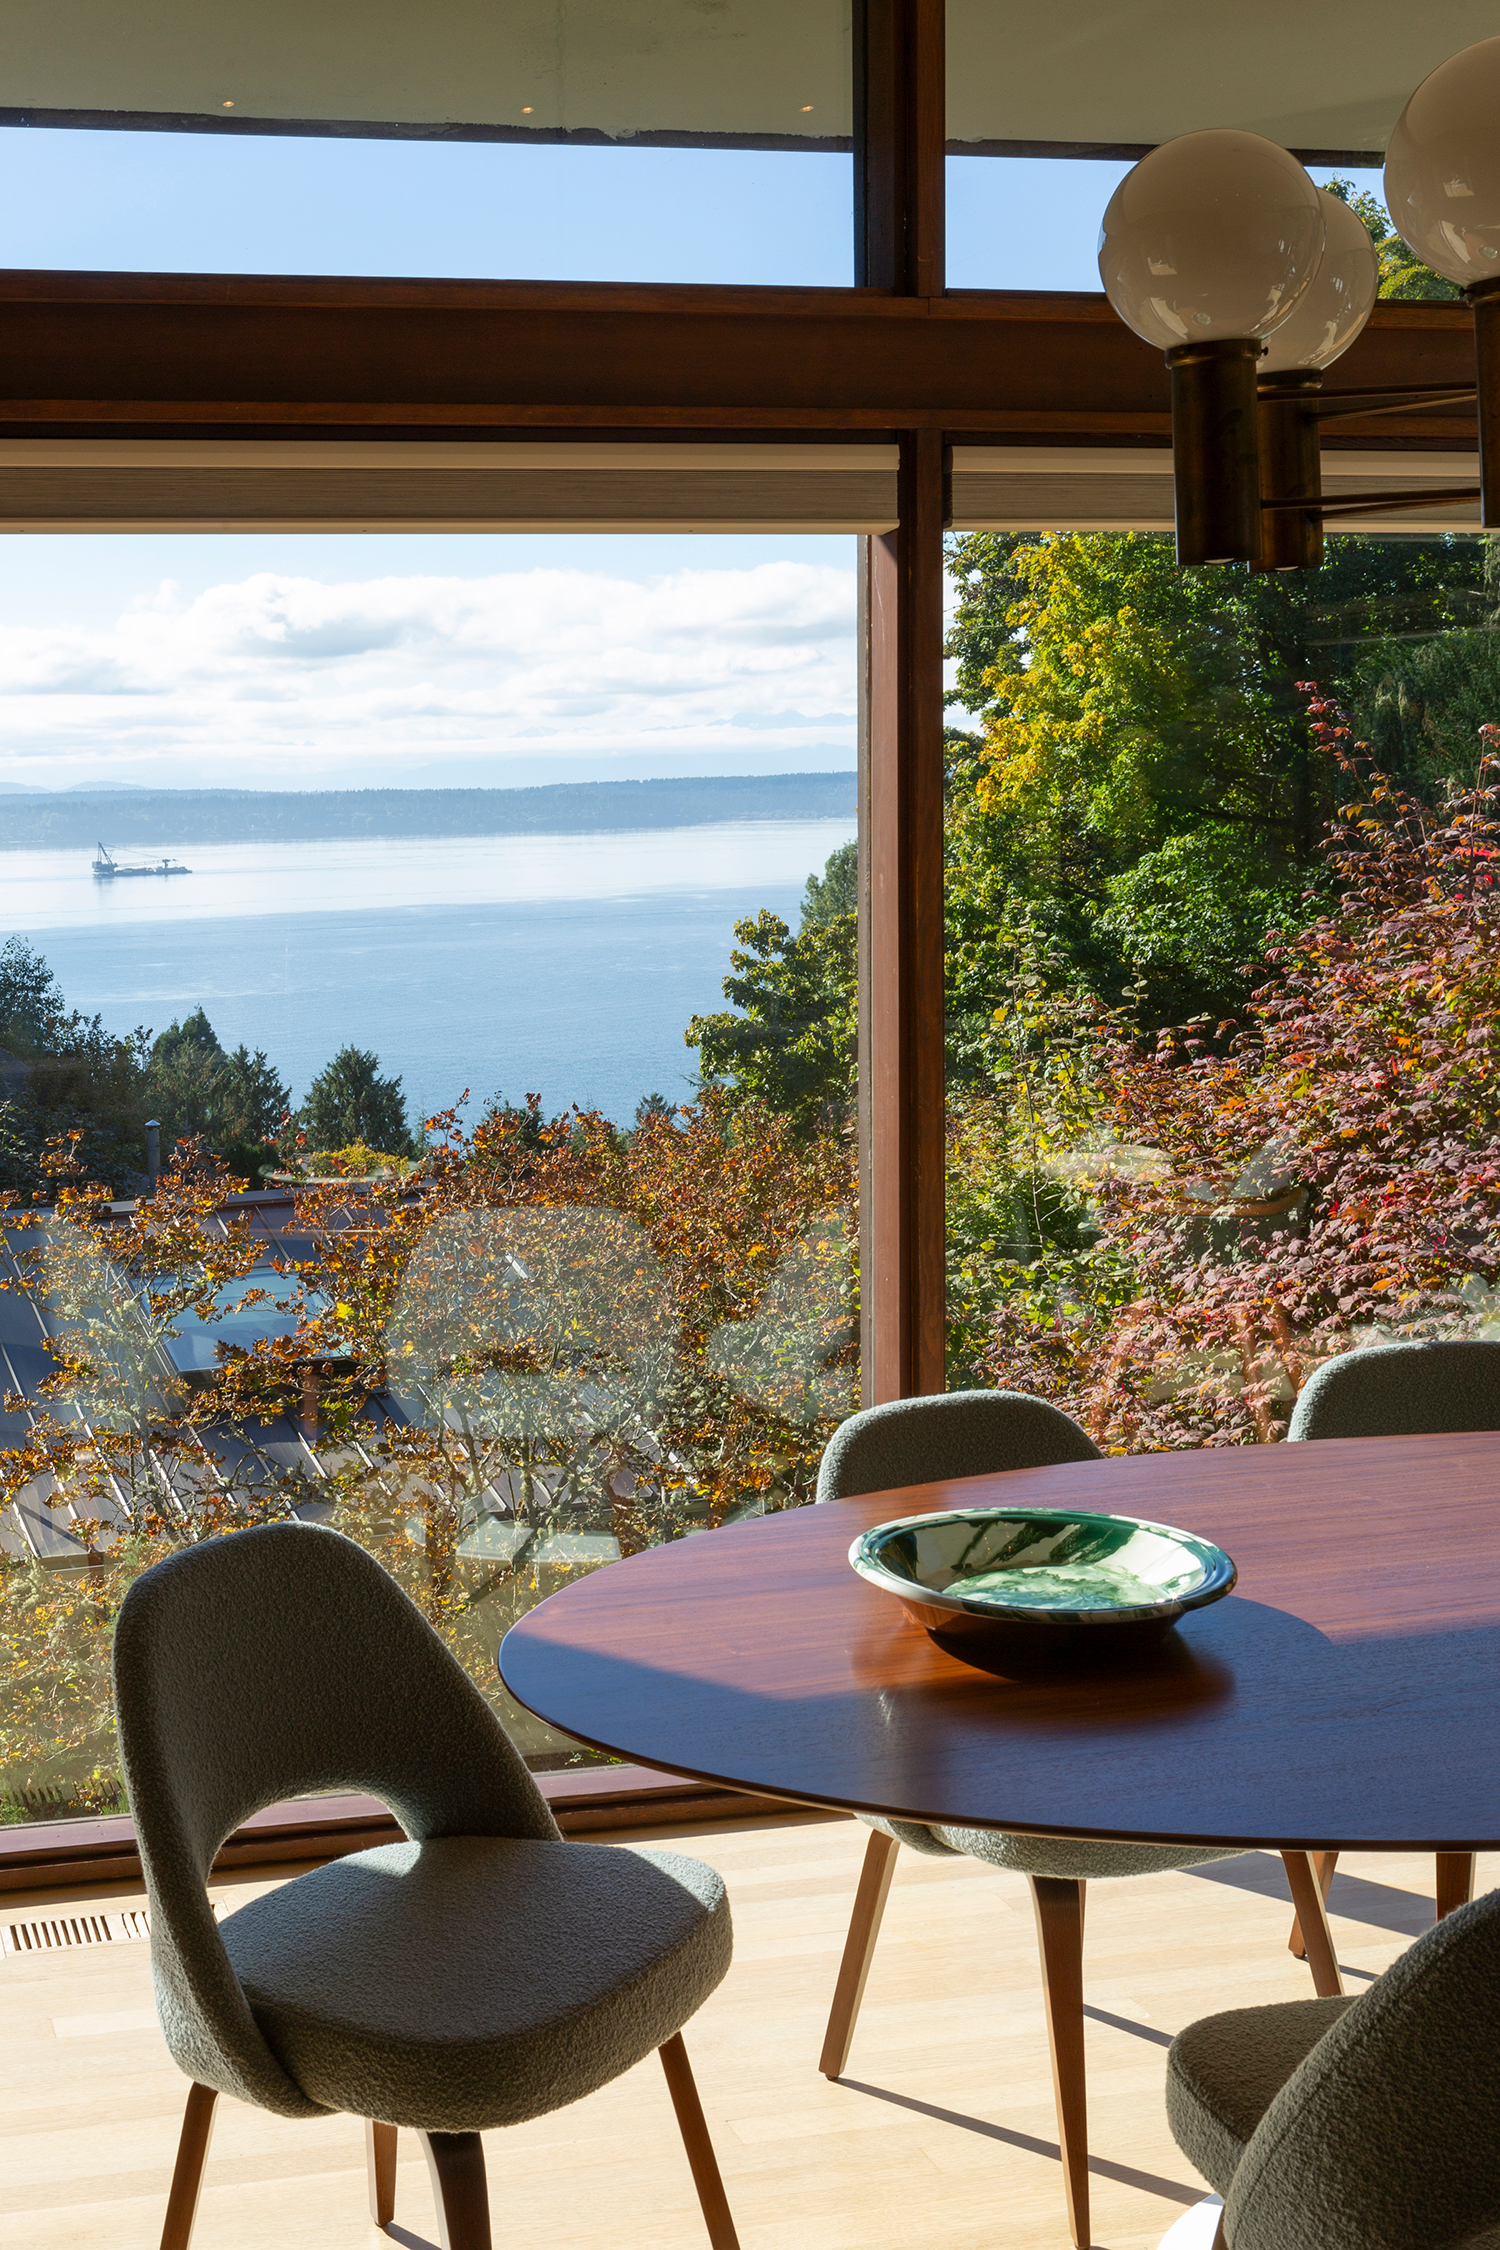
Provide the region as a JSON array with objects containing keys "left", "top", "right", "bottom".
[
  {"left": 218, "top": 1834, "right": 731, "bottom": 2132},
  {"left": 864, "top": 1813, "right": 1241, "bottom": 1881},
  {"left": 1167, "top": 1996, "right": 1355, "bottom": 2193}
]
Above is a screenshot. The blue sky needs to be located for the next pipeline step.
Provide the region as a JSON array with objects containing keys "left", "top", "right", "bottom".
[
  {"left": 0, "top": 129, "right": 1384, "bottom": 790},
  {"left": 0, "top": 124, "right": 1385, "bottom": 290}
]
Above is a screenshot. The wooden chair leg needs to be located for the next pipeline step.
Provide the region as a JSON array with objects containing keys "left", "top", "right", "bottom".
[
  {"left": 1030, "top": 1875, "right": 1090, "bottom": 2250},
  {"left": 367, "top": 2119, "right": 398, "bottom": 2229},
  {"left": 820, "top": 1826, "right": 900, "bottom": 2078},
  {"left": 158, "top": 2083, "right": 218, "bottom": 2250},
  {"left": 419, "top": 2131, "right": 491, "bottom": 2250},
  {"left": 1436, "top": 1852, "right": 1476, "bottom": 1920},
  {"left": 659, "top": 2031, "right": 742, "bottom": 2250},
  {"left": 1282, "top": 1852, "right": 1344, "bottom": 1998},
  {"left": 1287, "top": 1848, "right": 1338, "bottom": 1958}
]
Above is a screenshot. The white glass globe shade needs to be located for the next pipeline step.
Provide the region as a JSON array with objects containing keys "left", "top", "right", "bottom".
[
  {"left": 1385, "top": 35, "right": 1500, "bottom": 288},
  {"left": 1099, "top": 130, "right": 1325, "bottom": 352},
  {"left": 1259, "top": 191, "right": 1380, "bottom": 371}
]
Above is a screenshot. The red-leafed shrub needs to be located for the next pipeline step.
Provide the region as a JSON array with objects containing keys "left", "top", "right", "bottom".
[{"left": 979, "top": 690, "right": 1500, "bottom": 1446}]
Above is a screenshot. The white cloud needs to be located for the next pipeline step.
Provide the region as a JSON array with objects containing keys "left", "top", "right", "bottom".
[{"left": 0, "top": 562, "right": 858, "bottom": 790}]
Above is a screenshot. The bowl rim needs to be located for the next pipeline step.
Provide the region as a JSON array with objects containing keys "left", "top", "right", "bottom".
[{"left": 848, "top": 1503, "right": 1237, "bottom": 1628}]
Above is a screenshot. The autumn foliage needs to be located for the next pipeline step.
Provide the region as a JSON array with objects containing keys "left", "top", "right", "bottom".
[
  {"left": 0, "top": 1091, "right": 854, "bottom": 1809},
  {"left": 976, "top": 690, "right": 1500, "bottom": 1446}
]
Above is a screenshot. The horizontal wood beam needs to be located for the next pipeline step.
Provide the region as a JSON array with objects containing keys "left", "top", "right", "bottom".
[{"left": 0, "top": 273, "right": 1477, "bottom": 444}]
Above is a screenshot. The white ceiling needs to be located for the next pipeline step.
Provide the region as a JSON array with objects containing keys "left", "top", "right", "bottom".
[{"left": 5, "top": 0, "right": 1500, "bottom": 154}]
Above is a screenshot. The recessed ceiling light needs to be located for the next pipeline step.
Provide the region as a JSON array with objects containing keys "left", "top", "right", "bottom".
[
  {"left": 800, "top": 104, "right": 813, "bottom": 111},
  {"left": 222, "top": 99, "right": 234, "bottom": 107},
  {"left": 521, "top": 104, "right": 533, "bottom": 113}
]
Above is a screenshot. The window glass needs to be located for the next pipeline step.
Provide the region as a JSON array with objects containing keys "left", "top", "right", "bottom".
[
  {"left": 0, "top": 129, "right": 853, "bottom": 287},
  {"left": 945, "top": 158, "right": 1387, "bottom": 293},
  {"left": 0, "top": 529, "right": 858, "bottom": 1816},
  {"left": 943, "top": 526, "right": 1499, "bottom": 1446}
]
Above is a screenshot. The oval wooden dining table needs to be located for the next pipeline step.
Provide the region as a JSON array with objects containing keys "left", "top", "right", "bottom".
[
  {"left": 500, "top": 1432, "right": 1500, "bottom": 1852},
  {"left": 500, "top": 1430, "right": 1500, "bottom": 2005}
]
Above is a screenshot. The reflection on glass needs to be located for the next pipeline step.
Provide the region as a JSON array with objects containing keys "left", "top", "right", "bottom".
[{"left": 0, "top": 1087, "right": 857, "bottom": 1808}]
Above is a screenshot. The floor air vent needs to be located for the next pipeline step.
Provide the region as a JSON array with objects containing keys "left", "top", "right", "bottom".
[{"left": 1, "top": 1902, "right": 224, "bottom": 1955}]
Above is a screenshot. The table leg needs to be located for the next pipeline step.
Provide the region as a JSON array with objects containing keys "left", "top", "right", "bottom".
[
  {"left": 1287, "top": 1848, "right": 1337, "bottom": 1960},
  {"left": 820, "top": 1827, "right": 900, "bottom": 2079},
  {"left": 1282, "top": 1852, "right": 1343, "bottom": 1997},
  {"left": 1030, "top": 1875, "right": 1090, "bottom": 2250}
]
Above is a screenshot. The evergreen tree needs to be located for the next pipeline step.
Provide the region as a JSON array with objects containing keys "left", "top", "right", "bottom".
[
  {"left": 299, "top": 1045, "right": 418, "bottom": 1155},
  {"left": 144, "top": 1010, "right": 291, "bottom": 1179},
  {"left": 151, "top": 1007, "right": 221, "bottom": 1068},
  {"left": 219, "top": 1045, "right": 291, "bottom": 1144}
]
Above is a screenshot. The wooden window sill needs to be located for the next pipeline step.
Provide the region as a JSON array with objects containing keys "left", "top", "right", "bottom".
[{"left": 0, "top": 1765, "right": 806, "bottom": 1893}]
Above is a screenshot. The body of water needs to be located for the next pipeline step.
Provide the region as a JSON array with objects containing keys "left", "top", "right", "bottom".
[{"left": 0, "top": 819, "right": 855, "bottom": 1127}]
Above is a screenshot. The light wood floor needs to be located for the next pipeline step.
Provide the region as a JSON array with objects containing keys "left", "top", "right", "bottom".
[{"left": 0, "top": 1816, "right": 1481, "bottom": 2250}]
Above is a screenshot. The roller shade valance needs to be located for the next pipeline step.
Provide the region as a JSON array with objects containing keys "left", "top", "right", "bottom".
[
  {"left": 0, "top": 438, "right": 898, "bottom": 530},
  {"left": 951, "top": 447, "right": 1484, "bottom": 536}
]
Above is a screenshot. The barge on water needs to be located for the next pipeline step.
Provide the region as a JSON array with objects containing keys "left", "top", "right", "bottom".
[{"left": 92, "top": 843, "right": 190, "bottom": 880}]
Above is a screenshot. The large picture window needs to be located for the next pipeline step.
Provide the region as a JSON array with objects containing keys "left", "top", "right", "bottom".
[
  {"left": 0, "top": 527, "right": 859, "bottom": 1813},
  {"left": 943, "top": 527, "right": 1500, "bottom": 1445}
]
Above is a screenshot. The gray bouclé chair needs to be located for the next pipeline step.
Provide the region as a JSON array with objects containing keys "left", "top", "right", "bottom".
[
  {"left": 113, "top": 1522, "right": 739, "bottom": 2250},
  {"left": 816, "top": 1391, "right": 1330, "bottom": 2250},
  {"left": 1165, "top": 1883, "right": 1500, "bottom": 2250},
  {"left": 1284, "top": 1339, "right": 1500, "bottom": 1955}
]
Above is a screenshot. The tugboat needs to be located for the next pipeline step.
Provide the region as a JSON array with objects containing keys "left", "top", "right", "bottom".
[{"left": 91, "top": 843, "right": 190, "bottom": 880}]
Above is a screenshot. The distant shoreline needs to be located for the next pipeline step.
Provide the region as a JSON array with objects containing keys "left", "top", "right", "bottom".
[{"left": 0, "top": 771, "right": 856, "bottom": 849}]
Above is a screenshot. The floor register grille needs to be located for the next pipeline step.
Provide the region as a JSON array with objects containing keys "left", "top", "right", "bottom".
[{"left": 1, "top": 1902, "right": 224, "bottom": 1955}]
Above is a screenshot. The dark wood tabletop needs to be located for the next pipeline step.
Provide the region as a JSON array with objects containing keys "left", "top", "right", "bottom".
[{"left": 498, "top": 1433, "right": 1500, "bottom": 1852}]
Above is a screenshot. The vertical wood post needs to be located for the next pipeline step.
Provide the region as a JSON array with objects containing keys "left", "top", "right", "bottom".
[
  {"left": 864, "top": 435, "right": 948, "bottom": 1401},
  {"left": 856, "top": 0, "right": 948, "bottom": 1405},
  {"left": 854, "top": 0, "right": 945, "bottom": 295}
]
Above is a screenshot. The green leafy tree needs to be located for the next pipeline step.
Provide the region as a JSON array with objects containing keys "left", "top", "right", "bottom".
[
  {"left": 1326, "top": 179, "right": 1463, "bottom": 301},
  {"left": 0, "top": 938, "right": 64, "bottom": 1057},
  {"left": 0, "top": 938, "right": 149, "bottom": 1192},
  {"left": 300, "top": 1044, "right": 419, "bottom": 1156},
  {"left": 800, "top": 837, "right": 858, "bottom": 925},
  {"left": 944, "top": 529, "right": 1488, "bottom": 1028},
  {"left": 686, "top": 901, "right": 856, "bottom": 1132}
]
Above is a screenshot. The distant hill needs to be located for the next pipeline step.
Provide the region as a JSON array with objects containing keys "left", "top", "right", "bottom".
[{"left": 0, "top": 772, "right": 856, "bottom": 847}]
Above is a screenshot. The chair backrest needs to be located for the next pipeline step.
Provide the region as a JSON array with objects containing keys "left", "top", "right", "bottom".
[
  {"left": 1226, "top": 1887, "right": 1500, "bottom": 2250},
  {"left": 112, "top": 1521, "right": 558, "bottom": 2116},
  {"left": 815, "top": 1388, "right": 1100, "bottom": 1503},
  {"left": 1287, "top": 1339, "right": 1500, "bottom": 1442}
]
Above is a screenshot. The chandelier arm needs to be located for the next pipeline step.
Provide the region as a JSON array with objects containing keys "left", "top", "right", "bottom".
[
  {"left": 1313, "top": 386, "right": 1478, "bottom": 426},
  {"left": 1261, "top": 484, "right": 1480, "bottom": 517}
]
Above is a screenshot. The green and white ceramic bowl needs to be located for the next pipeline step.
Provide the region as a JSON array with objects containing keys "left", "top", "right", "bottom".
[{"left": 850, "top": 1505, "right": 1236, "bottom": 1660}]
